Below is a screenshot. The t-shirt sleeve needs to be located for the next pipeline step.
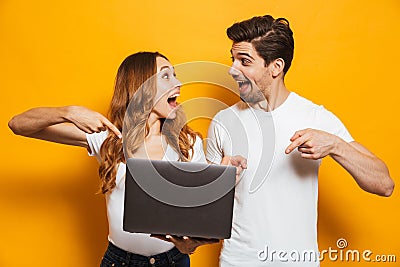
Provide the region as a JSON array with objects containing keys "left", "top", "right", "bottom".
[
  {"left": 316, "top": 106, "right": 354, "bottom": 143},
  {"left": 190, "top": 135, "right": 207, "bottom": 163},
  {"left": 206, "top": 113, "right": 225, "bottom": 164},
  {"left": 86, "top": 131, "right": 109, "bottom": 162}
]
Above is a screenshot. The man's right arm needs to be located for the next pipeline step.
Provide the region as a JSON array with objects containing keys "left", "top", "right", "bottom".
[{"left": 206, "top": 115, "right": 247, "bottom": 178}]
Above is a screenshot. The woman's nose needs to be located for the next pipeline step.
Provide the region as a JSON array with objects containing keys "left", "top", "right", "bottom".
[{"left": 173, "top": 77, "right": 182, "bottom": 88}]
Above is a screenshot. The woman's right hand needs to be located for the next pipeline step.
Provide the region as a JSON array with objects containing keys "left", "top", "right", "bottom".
[
  {"left": 9, "top": 105, "right": 121, "bottom": 148},
  {"left": 65, "top": 106, "right": 121, "bottom": 138}
]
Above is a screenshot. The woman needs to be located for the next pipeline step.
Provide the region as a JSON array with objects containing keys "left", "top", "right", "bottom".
[{"left": 8, "top": 52, "right": 217, "bottom": 267}]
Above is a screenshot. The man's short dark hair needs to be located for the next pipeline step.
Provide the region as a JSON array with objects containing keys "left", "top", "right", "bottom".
[{"left": 227, "top": 15, "right": 294, "bottom": 74}]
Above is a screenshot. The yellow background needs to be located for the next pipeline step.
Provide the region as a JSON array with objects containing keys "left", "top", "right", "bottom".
[{"left": 1, "top": 0, "right": 399, "bottom": 266}]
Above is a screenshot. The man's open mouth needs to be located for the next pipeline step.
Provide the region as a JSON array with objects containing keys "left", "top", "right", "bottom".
[{"left": 236, "top": 79, "right": 251, "bottom": 93}]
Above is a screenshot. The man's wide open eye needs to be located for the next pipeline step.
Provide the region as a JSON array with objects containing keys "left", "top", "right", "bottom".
[{"left": 241, "top": 58, "right": 251, "bottom": 65}]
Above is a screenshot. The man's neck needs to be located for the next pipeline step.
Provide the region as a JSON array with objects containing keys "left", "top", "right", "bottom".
[{"left": 255, "top": 81, "right": 290, "bottom": 112}]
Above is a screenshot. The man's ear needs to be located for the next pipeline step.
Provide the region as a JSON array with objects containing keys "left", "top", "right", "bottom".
[{"left": 271, "top": 58, "right": 285, "bottom": 77}]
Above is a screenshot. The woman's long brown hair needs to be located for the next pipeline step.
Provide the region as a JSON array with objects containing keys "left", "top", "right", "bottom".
[{"left": 98, "top": 52, "right": 198, "bottom": 194}]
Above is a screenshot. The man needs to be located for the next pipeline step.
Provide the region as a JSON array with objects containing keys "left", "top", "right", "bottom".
[{"left": 206, "top": 15, "right": 394, "bottom": 266}]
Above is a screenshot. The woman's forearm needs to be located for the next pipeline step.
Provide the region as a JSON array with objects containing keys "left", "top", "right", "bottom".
[{"left": 8, "top": 106, "right": 69, "bottom": 136}]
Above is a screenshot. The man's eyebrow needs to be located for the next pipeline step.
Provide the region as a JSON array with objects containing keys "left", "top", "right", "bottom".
[
  {"left": 238, "top": 52, "right": 255, "bottom": 60},
  {"left": 230, "top": 49, "right": 255, "bottom": 60}
]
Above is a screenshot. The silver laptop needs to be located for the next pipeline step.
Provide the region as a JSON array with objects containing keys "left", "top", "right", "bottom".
[{"left": 123, "top": 158, "right": 236, "bottom": 239}]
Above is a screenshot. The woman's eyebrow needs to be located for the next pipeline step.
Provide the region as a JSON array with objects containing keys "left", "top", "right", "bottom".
[{"left": 160, "top": 66, "right": 173, "bottom": 71}]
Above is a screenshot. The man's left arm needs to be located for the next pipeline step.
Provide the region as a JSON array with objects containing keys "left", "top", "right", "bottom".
[{"left": 285, "top": 128, "right": 394, "bottom": 197}]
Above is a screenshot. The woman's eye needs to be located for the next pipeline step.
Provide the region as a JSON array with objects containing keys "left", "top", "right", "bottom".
[{"left": 162, "top": 73, "right": 169, "bottom": 79}]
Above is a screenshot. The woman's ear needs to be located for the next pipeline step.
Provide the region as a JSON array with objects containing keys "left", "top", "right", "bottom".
[{"left": 271, "top": 58, "right": 285, "bottom": 78}]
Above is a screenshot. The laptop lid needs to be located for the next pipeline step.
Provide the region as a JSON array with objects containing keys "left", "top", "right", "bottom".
[{"left": 123, "top": 158, "right": 236, "bottom": 239}]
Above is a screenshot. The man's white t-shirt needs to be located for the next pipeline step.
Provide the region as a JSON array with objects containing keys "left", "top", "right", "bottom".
[
  {"left": 206, "top": 92, "right": 353, "bottom": 267},
  {"left": 86, "top": 131, "right": 206, "bottom": 256}
]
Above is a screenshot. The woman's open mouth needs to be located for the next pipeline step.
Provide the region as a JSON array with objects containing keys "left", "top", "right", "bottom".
[{"left": 167, "top": 93, "right": 180, "bottom": 108}]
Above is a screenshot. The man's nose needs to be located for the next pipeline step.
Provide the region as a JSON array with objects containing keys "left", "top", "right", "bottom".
[{"left": 228, "top": 65, "right": 241, "bottom": 77}]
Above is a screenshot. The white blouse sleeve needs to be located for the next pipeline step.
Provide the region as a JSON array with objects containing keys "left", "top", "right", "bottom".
[{"left": 86, "top": 131, "right": 109, "bottom": 162}]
